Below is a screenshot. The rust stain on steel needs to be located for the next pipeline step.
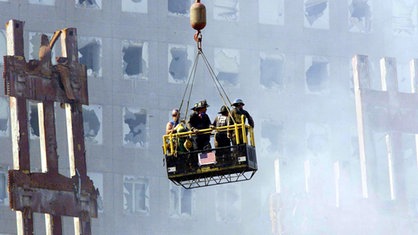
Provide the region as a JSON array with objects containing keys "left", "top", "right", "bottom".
[{"left": 3, "top": 19, "right": 97, "bottom": 235}]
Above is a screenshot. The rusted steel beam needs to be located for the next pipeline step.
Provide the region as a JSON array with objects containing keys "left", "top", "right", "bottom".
[
  {"left": 5, "top": 19, "right": 34, "bottom": 235},
  {"left": 4, "top": 19, "right": 97, "bottom": 235},
  {"left": 3, "top": 54, "right": 88, "bottom": 104},
  {"left": 59, "top": 28, "right": 95, "bottom": 234},
  {"left": 8, "top": 171, "right": 98, "bottom": 217},
  {"left": 39, "top": 101, "right": 59, "bottom": 174}
]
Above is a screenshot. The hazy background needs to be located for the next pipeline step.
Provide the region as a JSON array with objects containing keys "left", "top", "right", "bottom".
[{"left": 1, "top": 0, "right": 418, "bottom": 234}]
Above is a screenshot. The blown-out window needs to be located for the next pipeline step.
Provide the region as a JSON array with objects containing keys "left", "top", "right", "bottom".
[
  {"left": 168, "top": 0, "right": 189, "bottom": 15},
  {"left": 0, "top": 30, "right": 6, "bottom": 62},
  {"left": 392, "top": 0, "right": 418, "bottom": 35},
  {"left": 83, "top": 105, "right": 102, "bottom": 144},
  {"left": 123, "top": 107, "right": 147, "bottom": 147},
  {"left": 89, "top": 172, "right": 104, "bottom": 212},
  {"left": 76, "top": 0, "right": 102, "bottom": 9},
  {"left": 78, "top": 37, "right": 102, "bottom": 78},
  {"left": 304, "top": 0, "right": 329, "bottom": 29},
  {"left": 214, "top": 0, "right": 239, "bottom": 21},
  {"left": 169, "top": 184, "right": 192, "bottom": 217},
  {"left": 121, "top": 0, "right": 148, "bottom": 13},
  {"left": 122, "top": 40, "right": 149, "bottom": 80},
  {"left": 305, "top": 56, "right": 329, "bottom": 93},
  {"left": 214, "top": 48, "right": 240, "bottom": 86},
  {"left": 123, "top": 176, "right": 150, "bottom": 214},
  {"left": 0, "top": 97, "right": 8, "bottom": 137},
  {"left": 349, "top": 0, "right": 372, "bottom": 33},
  {"left": 260, "top": 53, "right": 285, "bottom": 89},
  {"left": 0, "top": 170, "right": 7, "bottom": 205},
  {"left": 261, "top": 120, "right": 283, "bottom": 152},
  {"left": 168, "top": 44, "right": 193, "bottom": 83},
  {"left": 29, "top": 32, "right": 61, "bottom": 65}
]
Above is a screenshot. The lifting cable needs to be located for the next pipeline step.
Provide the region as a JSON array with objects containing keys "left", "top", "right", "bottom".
[
  {"left": 178, "top": 31, "right": 234, "bottom": 123},
  {"left": 178, "top": 0, "right": 236, "bottom": 124}
]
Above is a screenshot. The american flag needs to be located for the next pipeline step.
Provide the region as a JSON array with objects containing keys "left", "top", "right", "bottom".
[{"left": 198, "top": 151, "right": 217, "bottom": 166}]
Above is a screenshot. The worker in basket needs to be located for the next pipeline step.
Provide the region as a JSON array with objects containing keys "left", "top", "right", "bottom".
[
  {"left": 229, "top": 98, "right": 254, "bottom": 145},
  {"left": 187, "top": 100, "right": 213, "bottom": 151},
  {"left": 165, "top": 108, "right": 189, "bottom": 154}
]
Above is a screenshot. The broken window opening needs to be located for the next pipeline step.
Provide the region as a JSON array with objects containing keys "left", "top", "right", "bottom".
[
  {"left": 89, "top": 172, "right": 104, "bottom": 212},
  {"left": 260, "top": 54, "right": 285, "bottom": 89},
  {"left": 123, "top": 176, "right": 150, "bottom": 214},
  {"left": 168, "top": 0, "right": 189, "bottom": 15},
  {"left": 0, "top": 97, "right": 9, "bottom": 137},
  {"left": 0, "top": 170, "right": 7, "bottom": 205},
  {"left": 214, "top": 0, "right": 239, "bottom": 21},
  {"left": 29, "top": 32, "right": 61, "bottom": 65},
  {"left": 79, "top": 38, "right": 102, "bottom": 78},
  {"left": 29, "top": 102, "right": 40, "bottom": 139},
  {"left": 217, "top": 72, "right": 239, "bottom": 86},
  {"left": 75, "top": 0, "right": 102, "bottom": 9},
  {"left": 28, "top": 0, "right": 55, "bottom": 5},
  {"left": 214, "top": 48, "right": 240, "bottom": 87},
  {"left": 168, "top": 45, "right": 193, "bottom": 83},
  {"left": 392, "top": 0, "right": 418, "bottom": 35},
  {"left": 216, "top": 185, "right": 241, "bottom": 223},
  {"left": 122, "top": 41, "right": 149, "bottom": 80},
  {"left": 349, "top": 0, "right": 372, "bottom": 33},
  {"left": 121, "top": 0, "right": 148, "bottom": 13},
  {"left": 261, "top": 120, "right": 283, "bottom": 153},
  {"left": 0, "top": 30, "right": 6, "bottom": 65},
  {"left": 83, "top": 105, "right": 102, "bottom": 144},
  {"left": 123, "top": 107, "right": 147, "bottom": 147},
  {"left": 305, "top": 57, "right": 329, "bottom": 93},
  {"left": 305, "top": 123, "right": 330, "bottom": 156},
  {"left": 304, "top": 0, "right": 329, "bottom": 28},
  {"left": 169, "top": 184, "right": 192, "bottom": 217}
]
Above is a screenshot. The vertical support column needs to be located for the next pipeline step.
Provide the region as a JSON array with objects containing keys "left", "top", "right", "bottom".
[
  {"left": 380, "top": 58, "right": 407, "bottom": 208},
  {"left": 61, "top": 28, "right": 91, "bottom": 235},
  {"left": 39, "top": 101, "right": 59, "bottom": 174},
  {"left": 66, "top": 103, "right": 91, "bottom": 235},
  {"left": 410, "top": 59, "right": 418, "bottom": 168},
  {"left": 6, "top": 19, "right": 34, "bottom": 235},
  {"left": 352, "top": 55, "right": 369, "bottom": 198},
  {"left": 269, "top": 159, "right": 283, "bottom": 235},
  {"left": 38, "top": 100, "right": 62, "bottom": 235}
]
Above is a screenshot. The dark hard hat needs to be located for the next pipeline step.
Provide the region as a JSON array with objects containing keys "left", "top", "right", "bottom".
[
  {"left": 191, "top": 103, "right": 199, "bottom": 111},
  {"left": 196, "top": 100, "right": 209, "bottom": 109},
  {"left": 218, "top": 105, "right": 229, "bottom": 113}
]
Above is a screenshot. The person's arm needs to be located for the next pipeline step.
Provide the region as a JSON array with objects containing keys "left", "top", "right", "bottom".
[
  {"left": 244, "top": 110, "right": 254, "bottom": 128},
  {"left": 188, "top": 114, "right": 198, "bottom": 132},
  {"left": 166, "top": 122, "right": 173, "bottom": 134}
]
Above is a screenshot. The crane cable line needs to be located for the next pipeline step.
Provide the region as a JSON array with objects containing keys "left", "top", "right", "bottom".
[{"left": 178, "top": 32, "right": 235, "bottom": 124}]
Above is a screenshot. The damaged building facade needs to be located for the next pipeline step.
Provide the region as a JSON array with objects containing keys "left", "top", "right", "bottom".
[{"left": 1, "top": 0, "right": 418, "bottom": 234}]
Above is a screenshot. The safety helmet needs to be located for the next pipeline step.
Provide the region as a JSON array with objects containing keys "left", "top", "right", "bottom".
[
  {"left": 184, "top": 138, "right": 193, "bottom": 151},
  {"left": 218, "top": 105, "right": 229, "bottom": 113},
  {"left": 232, "top": 98, "right": 245, "bottom": 106},
  {"left": 195, "top": 100, "right": 210, "bottom": 109}
]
